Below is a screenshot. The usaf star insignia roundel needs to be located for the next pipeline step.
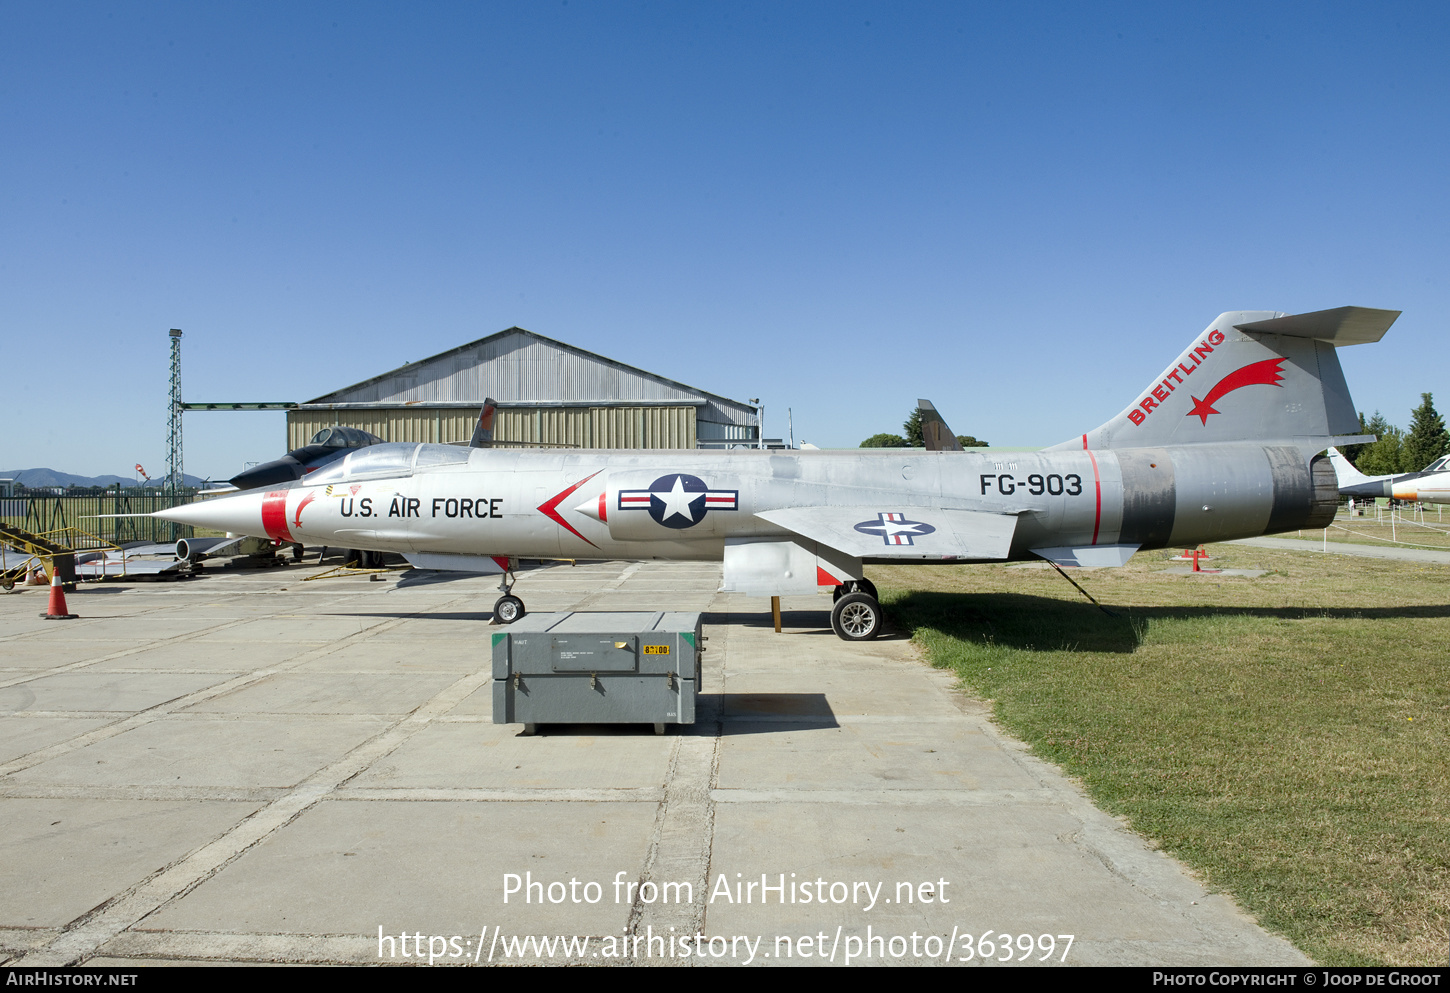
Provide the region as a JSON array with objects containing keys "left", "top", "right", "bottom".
[
  {"left": 854, "top": 512, "right": 936, "bottom": 546},
  {"left": 618, "top": 473, "right": 739, "bottom": 530}
]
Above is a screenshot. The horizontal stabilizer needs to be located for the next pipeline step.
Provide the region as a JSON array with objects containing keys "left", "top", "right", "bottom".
[
  {"left": 757, "top": 506, "right": 1018, "bottom": 560},
  {"left": 1032, "top": 544, "right": 1139, "bottom": 568},
  {"left": 1234, "top": 306, "right": 1400, "bottom": 345}
]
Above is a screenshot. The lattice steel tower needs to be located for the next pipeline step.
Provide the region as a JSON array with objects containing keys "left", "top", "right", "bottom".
[{"left": 166, "top": 329, "right": 184, "bottom": 501}]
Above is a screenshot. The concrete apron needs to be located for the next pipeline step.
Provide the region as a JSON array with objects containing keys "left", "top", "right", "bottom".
[{"left": 0, "top": 561, "right": 1309, "bottom": 967}]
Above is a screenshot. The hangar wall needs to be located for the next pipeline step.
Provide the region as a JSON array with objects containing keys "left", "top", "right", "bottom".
[{"left": 286, "top": 404, "right": 699, "bottom": 450}]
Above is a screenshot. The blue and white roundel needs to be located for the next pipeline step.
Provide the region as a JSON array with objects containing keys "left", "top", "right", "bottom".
[
  {"left": 618, "top": 473, "right": 739, "bottom": 530},
  {"left": 854, "top": 512, "right": 936, "bottom": 546}
]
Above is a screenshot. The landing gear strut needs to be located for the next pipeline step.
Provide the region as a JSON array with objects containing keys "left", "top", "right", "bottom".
[
  {"left": 492, "top": 558, "right": 525, "bottom": 624},
  {"left": 832, "top": 579, "right": 878, "bottom": 602}
]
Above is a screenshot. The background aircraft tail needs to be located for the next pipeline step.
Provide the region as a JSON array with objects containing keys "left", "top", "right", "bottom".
[
  {"left": 469, "top": 398, "right": 498, "bottom": 448},
  {"left": 1326, "top": 447, "right": 1372, "bottom": 487},
  {"left": 1051, "top": 307, "right": 1398, "bottom": 452},
  {"left": 917, "top": 399, "right": 964, "bottom": 452}
]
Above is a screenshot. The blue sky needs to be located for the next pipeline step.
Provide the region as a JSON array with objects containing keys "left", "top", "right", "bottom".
[{"left": 3, "top": 2, "right": 1447, "bottom": 480}]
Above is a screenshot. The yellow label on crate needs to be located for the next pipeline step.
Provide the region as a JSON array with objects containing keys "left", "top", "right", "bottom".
[{"left": 643, "top": 645, "right": 670, "bottom": 655}]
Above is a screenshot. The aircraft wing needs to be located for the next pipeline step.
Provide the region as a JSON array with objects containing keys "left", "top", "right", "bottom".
[{"left": 755, "top": 506, "right": 1018, "bottom": 560}]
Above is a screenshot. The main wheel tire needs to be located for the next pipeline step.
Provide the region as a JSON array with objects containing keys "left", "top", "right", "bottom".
[
  {"left": 831, "top": 592, "right": 882, "bottom": 641},
  {"left": 493, "top": 594, "right": 526, "bottom": 624}
]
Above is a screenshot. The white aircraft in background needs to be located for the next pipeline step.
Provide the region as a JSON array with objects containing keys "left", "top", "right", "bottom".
[{"left": 1328, "top": 448, "right": 1450, "bottom": 504}]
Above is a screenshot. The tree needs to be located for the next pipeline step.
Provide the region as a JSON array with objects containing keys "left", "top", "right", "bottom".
[
  {"left": 956, "top": 435, "right": 989, "bottom": 448},
  {"left": 1401, "top": 393, "right": 1450, "bottom": 472},
  {"left": 1354, "top": 411, "right": 1403, "bottom": 476},
  {"left": 1339, "top": 412, "right": 1373, "bottom": 466},
  {"left": 902, "top": 409, "right": 924, "bottom": 448},
  {"left": 860, "top": 433, "right": 908, "bottom": 448}
]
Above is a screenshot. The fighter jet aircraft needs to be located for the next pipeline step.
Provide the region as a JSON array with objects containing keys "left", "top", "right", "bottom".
[
  {"left": 1327, "top": 447, "right": 1450, "bottom": 504},
  {"left": 156, "top": 306, "right": 1396, "bottom": 640}
]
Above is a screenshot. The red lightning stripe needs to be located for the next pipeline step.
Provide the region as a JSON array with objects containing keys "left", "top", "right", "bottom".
[
  {"left": 1186, "top": 358, "right": 1287, "bottom": 425},
  {"left": 261, "top": 490, "right": 295, "bottom": 544},
  {"left": 537, "top": 471, "right": 602, "bottom": 548}
]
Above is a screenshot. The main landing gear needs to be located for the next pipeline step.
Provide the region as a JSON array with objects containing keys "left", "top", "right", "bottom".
[
  {"left": 830, "top": 580, "right": 883, "bottom": 641},
  {"left": 492, "top": 558, "right": 525, "bottom": 624}
]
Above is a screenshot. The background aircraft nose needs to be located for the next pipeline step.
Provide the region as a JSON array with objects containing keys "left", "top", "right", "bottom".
[{"left": 230, "top": 456, "right": 304, "bottom": 490}]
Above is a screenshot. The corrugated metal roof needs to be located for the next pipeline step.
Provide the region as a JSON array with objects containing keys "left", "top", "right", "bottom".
[{"left": 306, "top": 327, "right": 756, "bottom": 426}]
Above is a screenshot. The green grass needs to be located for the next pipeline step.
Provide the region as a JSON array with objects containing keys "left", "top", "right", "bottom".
[{"left": 873, "top": 546, "right": 1450, "bottom": 966}]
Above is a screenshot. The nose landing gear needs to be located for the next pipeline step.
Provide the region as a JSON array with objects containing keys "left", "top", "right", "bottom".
[{"left": 492, "top": 558, "right": 526, "bottom": 624}]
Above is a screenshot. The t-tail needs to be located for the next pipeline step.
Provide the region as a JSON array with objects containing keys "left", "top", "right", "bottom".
[{"left": 1049, "top": 307, "right": 1399, "bottom": 455}]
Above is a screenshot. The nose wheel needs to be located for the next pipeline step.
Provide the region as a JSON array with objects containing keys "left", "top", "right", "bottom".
[{"left": 493, "top": 594, "right": 526, "bottom": 624}]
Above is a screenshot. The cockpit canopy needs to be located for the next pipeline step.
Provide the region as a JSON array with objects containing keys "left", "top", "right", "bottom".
[
  {"left": 308, "top": 426, "right": 384, "bottom": 449},
  {"left": 303, "top": 443, "right": 470, "bottom": 485}
]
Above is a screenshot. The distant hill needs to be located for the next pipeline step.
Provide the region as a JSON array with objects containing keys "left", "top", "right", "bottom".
[{"left": 0, "top": 468, "right": 208, "bottom": 490}]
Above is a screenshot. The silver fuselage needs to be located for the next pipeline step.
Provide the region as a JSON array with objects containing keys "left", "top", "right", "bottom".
[{"left": 165, "top": 442, "right": 1337, "bottom": 564}]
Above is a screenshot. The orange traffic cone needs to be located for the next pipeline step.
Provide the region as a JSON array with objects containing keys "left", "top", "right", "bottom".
[{"left": 41, "top": 570, "right": 77, "bottom": 620}]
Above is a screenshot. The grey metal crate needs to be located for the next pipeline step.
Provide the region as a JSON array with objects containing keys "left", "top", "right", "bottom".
[{"left": 491, "top": 611, "right": 702, "bottom": 732}]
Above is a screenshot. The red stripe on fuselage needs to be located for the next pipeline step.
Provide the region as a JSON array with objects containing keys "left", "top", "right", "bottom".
[
  {"left": 261, "top": 491, "right": 294, "bottom": 544},
  {"left": 1084, "top": 447, "right": 1102, "bottom": 545}
]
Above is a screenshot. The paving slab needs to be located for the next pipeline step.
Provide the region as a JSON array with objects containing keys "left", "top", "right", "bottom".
[
  {"left": 0, "top": 798, "right": 262, "bottom": 928},
  {"left": 7, "top": 715, "right": 390, "bottom": 789},
  {"left": 140, "top": 798, "right": 654, "bottom": 937},
  {"left": 346, "top": 720, "right": 675, "bottom": 790},
  {"left": 179, "top": 672, "right": 462, "bottom": 716},
  {"left": 0, "top": 671, "right": 231, "bottom": 714},
  {"left": 0, "top": 716, "right": 113, "bottom": 765}
]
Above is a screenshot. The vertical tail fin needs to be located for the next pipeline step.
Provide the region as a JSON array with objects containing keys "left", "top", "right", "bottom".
[
  {"left": 469, "top": 398, "right": 497, "bottom": 448},
  {"left": 1326, "top": 447, "right": 1372, "bottom": 487},
  {"left": 917, "top": 399, "right": 964, "bottom": 452},
  {"left": 1051, "top": 307, "right": 1398, "bottom": 452}
]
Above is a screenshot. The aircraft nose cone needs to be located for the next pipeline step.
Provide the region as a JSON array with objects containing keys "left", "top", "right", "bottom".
[{"left": 153, "top": 490, "right": 270, "bottom": 538}]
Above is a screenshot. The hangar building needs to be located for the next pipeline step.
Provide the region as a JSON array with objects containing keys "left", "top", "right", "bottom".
[{"left": 286, "top": 327, "right": 760, "bottom": 451}]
